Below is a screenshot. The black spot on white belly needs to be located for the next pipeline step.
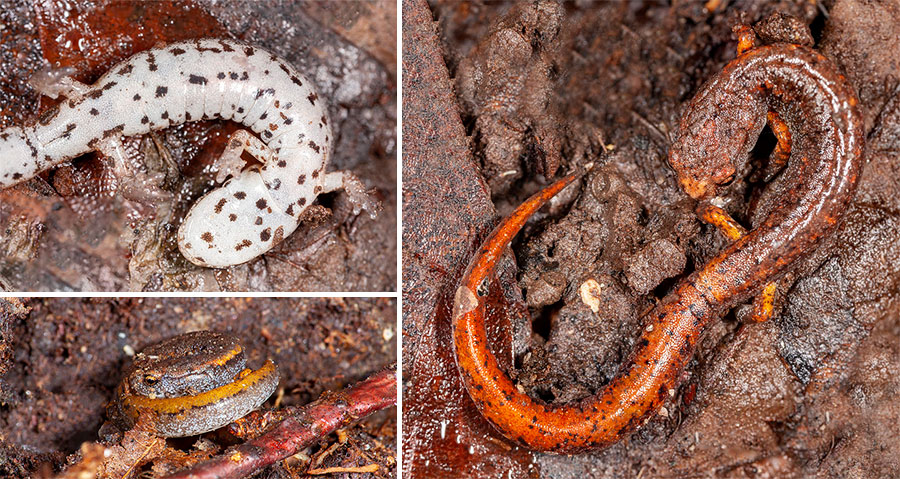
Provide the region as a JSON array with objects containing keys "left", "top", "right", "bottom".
[{"left": 255, "top": 88, "right": 275, "bottom": 99}]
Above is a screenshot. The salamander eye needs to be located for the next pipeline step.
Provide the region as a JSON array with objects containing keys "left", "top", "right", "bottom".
[
  {"left": 715, "top": 167, "right": 736, "bottom": 188},
  {"left": 143, "top": 374, "right": 159, "bottom": 386}
]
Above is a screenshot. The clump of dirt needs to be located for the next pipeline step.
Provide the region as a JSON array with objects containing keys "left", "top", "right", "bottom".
[{"left": 455, "top": 0, "right": 564, "bottom": 194}]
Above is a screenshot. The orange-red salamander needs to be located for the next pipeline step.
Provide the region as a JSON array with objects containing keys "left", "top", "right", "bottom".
[
  {"left": 452, "top": 41, "right": 863, "bottom": 453},
  {"left": 108, "top": 330, "right": 279, "bottom": 438}
]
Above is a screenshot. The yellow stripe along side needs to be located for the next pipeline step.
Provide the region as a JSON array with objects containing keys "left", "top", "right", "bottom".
[
  {"left": 211, "top": 344, "right": 243, "bottom": 367},
  {"left": 123, "top": 359, "right": 276, "bottom": 415}
]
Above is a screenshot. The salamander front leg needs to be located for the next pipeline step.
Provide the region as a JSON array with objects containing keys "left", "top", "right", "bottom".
[{"left": 28, "top": 67, "right": 91, "bottom": 101}]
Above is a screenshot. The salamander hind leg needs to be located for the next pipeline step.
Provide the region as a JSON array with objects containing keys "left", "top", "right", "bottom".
[
  {"left": 758, "top": 111, "right": 791, "bottom": 182},
  {"left": 322, "top": 171, "right": 380, "bottom": 218},
  {"left": 93, "top": 137, "right": 170, "bottom": 204}
]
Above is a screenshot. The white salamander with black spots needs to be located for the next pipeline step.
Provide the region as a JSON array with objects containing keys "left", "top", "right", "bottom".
[{"left": 0, "top": 38, "right": 372, "bottom": 268}]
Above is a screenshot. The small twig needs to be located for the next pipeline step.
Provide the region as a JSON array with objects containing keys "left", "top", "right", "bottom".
[
  {"left": 631, "top": 110, "right": 670, "bottom": 144},
  {"left": 162, "top": 365, "right": 397, "bottom": 479},
  {"left": 307, "top": 464, "right": 380, "bottom": 475},
  {"left": 313, "top": 439, "right": 344, "bottom": 467}
]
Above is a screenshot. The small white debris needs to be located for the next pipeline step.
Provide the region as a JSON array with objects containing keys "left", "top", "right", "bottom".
[{"left": 579, "top": 279, "right": 604, "bottom": 313}]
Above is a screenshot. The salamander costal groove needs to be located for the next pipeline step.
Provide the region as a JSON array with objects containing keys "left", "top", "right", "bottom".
[
  {"left": 106, "top": 330, "right": 279, "bottom": 438},
  {"left": 0, "top": 38, "right": 376, "bottom": 268},
  {"left": 452, "top": 42, "right": 863, "bottom": 453}
]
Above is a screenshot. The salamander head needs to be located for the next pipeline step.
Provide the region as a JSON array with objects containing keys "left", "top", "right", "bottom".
[
  {"left": 125, "top": 331, "right": 244, "bottom": 398},
  {"left": 668, "top": 67, "right": 766, "bottom": 201},
  {"left": 667, "top": 139, "right": 736, "bottom": 200},
  {"left": 667, "top": 89, "right": 764, "bottom": 200}
]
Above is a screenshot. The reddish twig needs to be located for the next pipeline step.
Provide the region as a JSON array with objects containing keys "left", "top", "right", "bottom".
[{"left": 162, "top": 365, "right": 397, "bottom": 479}]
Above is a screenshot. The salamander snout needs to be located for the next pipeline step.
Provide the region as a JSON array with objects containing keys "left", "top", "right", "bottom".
[{"left": 668, "top": 147, "right": 736, "bottom": 200}]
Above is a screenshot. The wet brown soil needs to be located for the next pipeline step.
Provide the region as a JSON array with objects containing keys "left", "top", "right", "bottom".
[
  {"left": 0, "top": 297, "right": 397, "bottom": 478},
  {"left": 0, "top": 0, "right": 397, "bottom": 292},
  {"left": 402, "top": 0, "right": 900, "bottom": 477}
]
